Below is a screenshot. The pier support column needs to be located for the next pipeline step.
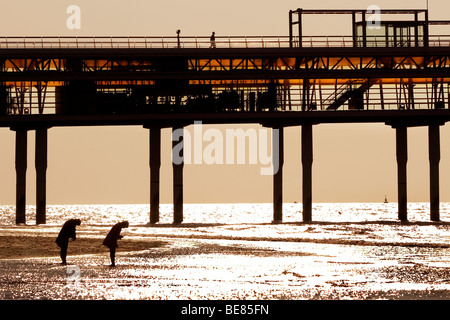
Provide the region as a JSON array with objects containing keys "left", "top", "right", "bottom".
[
  {"left": 429, "top": 124, "right": 441, "bottom": 222},
  {"left": 35, "top": 128, "right": 48, "bottom": 225},
  {"left": 302, "top": 123, "right": 313, "bottom": 222},
  {"left": 149, "top": 127, "right": 161, "bottom": 224},
  {"left": 273, "top": 126, "right": 284, "bottom": 223},
  {"left": 14, "top": 128, "right": 27, "bottom": 225},
  {"left": 172, "top": 126, "right": 184, "bottom": 225},
  {"left": 396, "top": 126, "right": 408, "bottom": 222}
]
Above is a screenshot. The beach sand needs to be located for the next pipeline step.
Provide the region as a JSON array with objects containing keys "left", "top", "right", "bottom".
[
  {"left": 0, "top": 235, "right": 163, "bottom": 260},
  {"left": 2, "top": 224, "right": 450, "bottom": 300}
]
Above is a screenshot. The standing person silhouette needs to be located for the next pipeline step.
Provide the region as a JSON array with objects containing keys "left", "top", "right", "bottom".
[
  {"left": 103, "top": 221, "right": 129, "bottom": 267},
  {"left": 177, "top": 29, "right": 181, "bottom": 48},
  {"left": 56, "top": 219, "right": 81, "bottom": 265},
  {"left": 210, "top": 32, "right": 216, "bottom": 48}
]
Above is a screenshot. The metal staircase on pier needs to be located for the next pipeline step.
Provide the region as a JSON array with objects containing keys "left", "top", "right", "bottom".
[{"left": 323, "top": 80, "right": 374, "bottom": 110}]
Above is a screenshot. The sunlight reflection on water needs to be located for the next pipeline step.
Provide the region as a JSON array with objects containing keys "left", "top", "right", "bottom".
[{"left": 2, "top": 203, "right": 450, "bottom": 299}]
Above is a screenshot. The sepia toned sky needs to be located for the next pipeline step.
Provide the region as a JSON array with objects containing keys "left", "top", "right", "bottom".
[{"left": 0, "top": 0, "right": 449, "bottom": 205}]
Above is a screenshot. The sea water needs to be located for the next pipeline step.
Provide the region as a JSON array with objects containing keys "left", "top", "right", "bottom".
[
  {"left": 1, "top": 201, "right": 449, "bottom": 225},
  {"left": 1, "top": 202, "right": 450, "bottom": 246}
]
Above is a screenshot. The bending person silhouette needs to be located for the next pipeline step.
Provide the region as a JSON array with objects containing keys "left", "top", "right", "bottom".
[
  {"left": 103, "top": 221, "right": 129, "bottom": 267},
  {"left": 56, "top": 219, "right": 81, "bottom": 265}
]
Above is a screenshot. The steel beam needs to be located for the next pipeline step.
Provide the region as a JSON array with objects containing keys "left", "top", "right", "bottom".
[
  {"left": 172, "top": 126, "right": 184, "bottom": 224},
  {"left": 35, "top": 128, "right": 48, "bottom": 225},
  {"left": 273, "top": 126, "right": 284, "bottom": 223},
  {"left": 429, "top": 124, "right": 440, "bottom": 221},
  {"left": 14, "top": 129, "right": 27, "bottom": 225},
  {"left": 396, "top": 126, "right": 408, "bottom": 222},
  {"left": 302, "top": 123, "right": 313, "bottom": 222},
  {"left": 149, "top": 127, "right": 161, "bottom": 224},
  {"left": 3, "top": 69, "right": 450, "bottom": 82}
]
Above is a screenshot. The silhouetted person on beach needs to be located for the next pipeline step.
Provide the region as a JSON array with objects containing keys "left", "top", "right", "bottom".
[
  {"left": 177, "top": 29, "right": 181, "bottom": 48},
  {"left": 210, "top": 32, "right": 216, "bottom": 48},
  {"left": 103, "top": 221, "right": 129, "bottom": 267},
  {"left": 56, "top": 219, "right": 81, "bottom": 265}
]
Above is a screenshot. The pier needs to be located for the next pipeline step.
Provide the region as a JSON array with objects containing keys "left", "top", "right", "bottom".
[{"left": 1, "top": 9, "right": 450, "bottom": 224}]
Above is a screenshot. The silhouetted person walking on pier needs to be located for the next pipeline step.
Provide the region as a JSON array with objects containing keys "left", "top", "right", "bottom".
[
  {"left": 56, "top": 219, "right": 81, "bottom": 265},
  {"left": 177, "top": 29, "right": 181, "bottom": 48},
  {"left": 103, "top": 221, "right": 129, "bottom": 267},
  {"left": 210, "top": 32, "right": 216, "bottom": 48}
]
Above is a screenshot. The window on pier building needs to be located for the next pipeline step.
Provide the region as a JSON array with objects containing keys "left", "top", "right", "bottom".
[
  {"left": 356, "top": 21, "right": 426, "bottom": 48},
  {"left": 289, "top": 9, "right": 439, "bottom": 48}
]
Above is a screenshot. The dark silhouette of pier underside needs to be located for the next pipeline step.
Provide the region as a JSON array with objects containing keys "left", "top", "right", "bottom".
[{"left": 2, "top": 8, "right": 450, "bottom": 225}]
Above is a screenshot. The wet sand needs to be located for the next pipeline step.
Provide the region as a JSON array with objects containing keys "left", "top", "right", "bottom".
[
  {"left": 2, "top": 224, "right": 450, "bottom": 300},
  {"left": 0, "top": 235, "right": 163, "bottom": 260}
]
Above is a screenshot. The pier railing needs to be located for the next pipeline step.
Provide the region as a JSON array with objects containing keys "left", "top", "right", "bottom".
[{"left": 1, "top": 35, "right": 450, "bottom": 49}]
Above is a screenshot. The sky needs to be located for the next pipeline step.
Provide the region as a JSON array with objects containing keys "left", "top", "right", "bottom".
[{"left": 0, "top": 0, "right": 449, "bottom": 205}]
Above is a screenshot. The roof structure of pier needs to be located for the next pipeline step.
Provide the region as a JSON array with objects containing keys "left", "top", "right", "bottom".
[{"left": 0, "top": 8, "right": 449, "bottom": 128}]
